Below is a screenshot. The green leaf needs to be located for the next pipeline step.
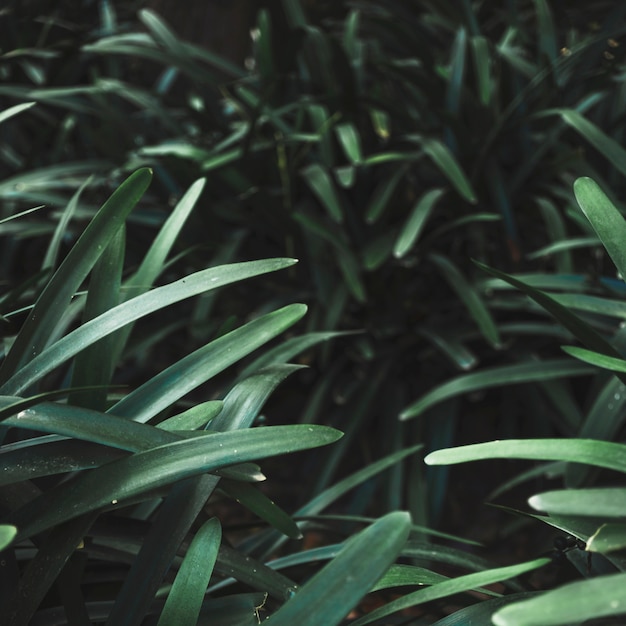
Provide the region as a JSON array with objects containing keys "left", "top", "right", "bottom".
[
  {"left": 587, "top": 523, "right": 626, "bottom": 554},
  {"left": 11, "top": 425, "right": 342, "bottom": 539},
  {"left": 0, "top": 168, "right": 153, "bottom": 383},
  {"left": 158, "top": 401, "right": 223, "bottom": 431},
  {"left": 420, "top": 138, "right": 476, "bottom": 203},
  {"left": 425, "top": 439, "right": 626, "bottom": 474},
  {"left": 400, "top": 359, "right": 593, "bottom": 420},
  {"left": 350, "top": 559, "right": 548, "bottom": 626},
  {"left": 470, "top": 36, "right": 492, "bottom": 106},
  {"left": 220, "top": 479, "right": 302, "bottom": 539},
  {"left": 0, "top": 259, "right": 297, "bottom": 395},
  {"left": 0, "top": 525, "right": 17, "bottom": 550},
  {"left": 70, "top": 225, "right": 125, "bottom": 410},
  {"left": 372, "top": 564, "right": 449, "bottom": 591},
  {"left": 562, "top": 345, "right": 626, "bottom": 373},
  {"left": 109, "top": 304, "right": 307, "bottom": 423},
  {"left": 429, "top": 253, "right": 500, "bottom": 347},
  {"left": 365, "top": 167, "right": 406, "bottom": 224},
  {"left": 42, "top": 176, "right": 91, "bottom": 271},
  {"left": 562, "top": 113, "right": 626, "bottom": 179},
  {"left": 335, "top": 122, "right": 363, "bottom": 165},
  {"left": 394, "top": 189, "right": 445, "bottom": 258},
  {"left": 107, "top": 476, "right": 218, "bottom": 626},
  {"left": 300, "top": 163, "right": 343, "bottom": 222},
  {"left": 0, "top": 102, "right": 35, "bottom": 124},
  {"left": 573, "top": 177, "right": 626, "bottom": 282},
  {"left": 492, "top": 572, "right": 626, "bottom": 626},
  {"left": 267, "top": 512, "right": 411, "bottom": 626},
  {"left": 157, "top": 518, "right": 221, "bottom": 626},
  {"left": 475, "top": 262, "right": 625, "bottom": 376},
  {"left": 529, "top": 488, "right": 626, "bottom": 518}
]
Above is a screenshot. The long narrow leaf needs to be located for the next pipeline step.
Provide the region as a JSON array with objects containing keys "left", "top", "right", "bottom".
[
  {"left": 11, "top": 425, "right": 342, "bottom": 539},
  {"left": 573, "top": 177, "right": 626, "bottom": 282},
  {"left": 350, "top": 558, "right": 548, "bottom": 626},
  {"left": 400, "top": 359, "right": 594, "bottom": 420},
  {"left": 492, "top": 572, "right": 626, "bottom": 626},
  {"left": 267, "top": 512, "right": 411, "bottom": 626},
  {"left": 0, "top": 168, "right": 152, "bottom": 383},
  {"left": 0, "top": 259, "right": 297, "bottom": 395},
  {"left": 157, "top": 518, "right": 221, "bottom": 626},
  {"left": 425, "top": 439, "right": 626, "bottom": 473}
]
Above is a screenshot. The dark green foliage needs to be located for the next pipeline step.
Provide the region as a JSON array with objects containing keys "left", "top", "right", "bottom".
[{"left": 3, "top": 0, "right": 626, "bottom": 624}]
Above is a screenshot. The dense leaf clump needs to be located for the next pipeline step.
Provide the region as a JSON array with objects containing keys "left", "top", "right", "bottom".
[{"left": 3, "top": 0, "right": 626, "bottom": 624}]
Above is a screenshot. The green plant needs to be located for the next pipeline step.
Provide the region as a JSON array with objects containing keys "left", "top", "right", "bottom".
[
  {"left": 412, "top": 177, "right": 626, "bottom": 626},
  {"left": 0, "top": 153, "right": 351, "bottom": 623}
]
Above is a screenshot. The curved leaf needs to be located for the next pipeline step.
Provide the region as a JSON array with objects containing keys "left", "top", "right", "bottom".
[
  {"left": 492, "top": 572, "right": 626, "bottom": 626},
  {"left": 574, "top": 177, "right": 626, "bottom": 281},
  {"left": 267, "top": 511, "right": 411, "bottom": 626},
  {"left": 400, "top": 359, "right": 594, "bottom": 420},
  {"left": 0, "top": 259, "right": 298, "bottom": 395},
  {"left": 425, "top": 439, "right": 626, "bottom": 474},
  {"left": 0, "top": 168, "right": 153, "bottom": 383},
  {"left": 11, "top": 425, "right": 342, "bottom": 539}
]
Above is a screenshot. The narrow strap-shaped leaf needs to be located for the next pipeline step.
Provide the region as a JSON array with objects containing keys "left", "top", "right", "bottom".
[
  {"left": 492, "top": 572, "right": 626, "bottom": 626},
  {"left": 70, "top": 225, "right": 125, "bottom": 410},
  {"left": 110, "top": 178, "right": 206, "bottom": 365},
  {"left": 105, "top": 476, "right": 217, "bottom": 626},
  {"left": 425, "top": 438, "right": 626, "bottom": 473},
  {"left": 420, "top": 137, "right": 476, "bottom": 203},
  {"left": 109, "top": 304, "right": 307, "bottom": 423},
  {"left": 0, "top": 102, "right": 35, "bottom": 124},
  {"left": 400, "top": 359, "right": 594, "bottom": 420},
  {"left": 10, "top": 425, "right": 342, "bottom": 539},
  {"left": 213, "top": 364, "right": 302, "bottom": 431},
  {"left": 529, "top": 488, "right": 626, "bottom": 518},
  {"left": 300, "top": 163, "right": 343, "bottom": 222},
  {"left": 474, "top": 261, "right": 626, "bottom": 380},
  {"left": 0, "top": 259, "right": 297, "bottom": 395},
  {"left": 573, "top": 177, "right": 626, "bottom": 283},
  {"left": 220, "top": 479, "right": 302, "bottom": 539},
  {"left": 267, "top": 512, "right": 411, "bottom": 626},
  {"left": 0, "top": 168, "right": 152, "bottom": 383},
  {"left": 394, "top": 188, "right": 445, "bottom": 258},
  {"left": 561, "top": 112, "right": 626, "bottom": 179},
  {"left": 157, "top": 518, "right": 221, "bottom": 626},
  {"left": 563, "top": 345, "right": 626, "bottom": 373},
  {"left": 430, "top": 253, "right": 500, "bottom": 347},
  {"left": 351, "top": 559, "right": 548, "bottom": 626},
  {"left": 7, "top": 513, "right": 98, "bottom": 626}
]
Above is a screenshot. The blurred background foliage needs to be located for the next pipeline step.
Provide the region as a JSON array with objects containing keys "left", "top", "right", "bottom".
[{"left": 4, "top": 0, "right": 626, "bottom": 623}]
